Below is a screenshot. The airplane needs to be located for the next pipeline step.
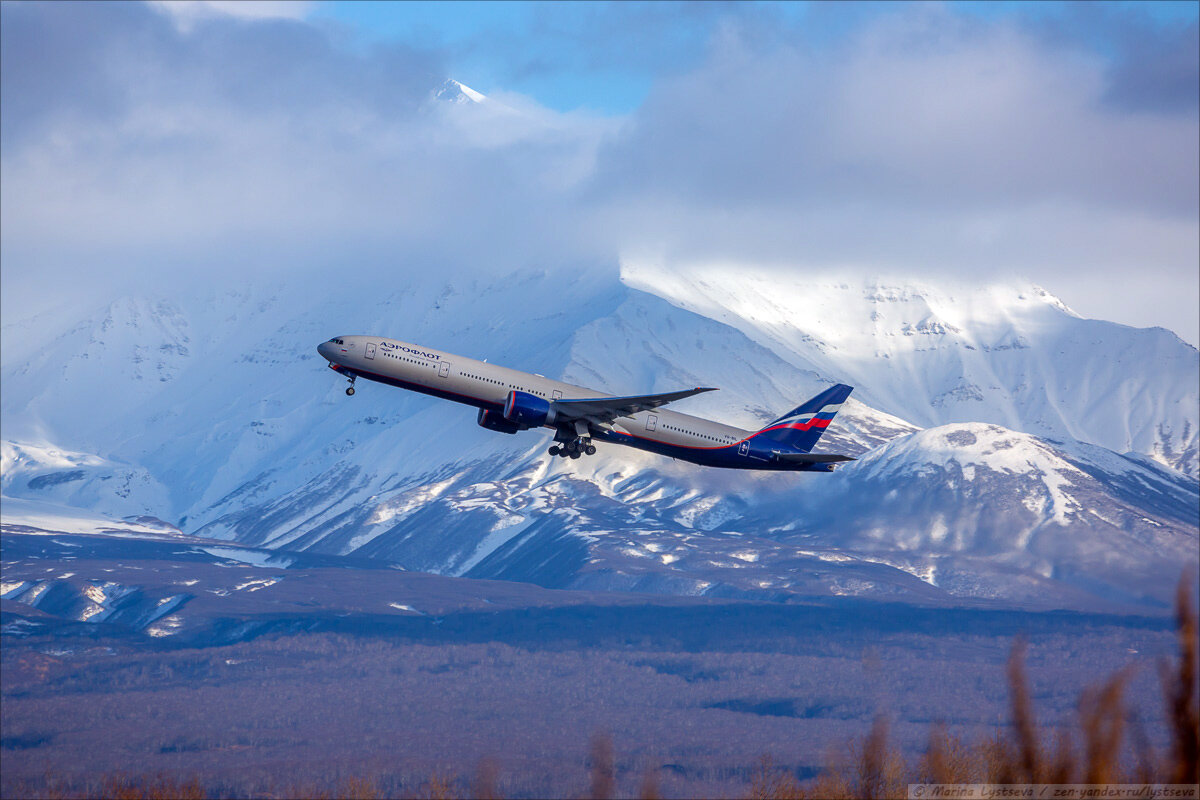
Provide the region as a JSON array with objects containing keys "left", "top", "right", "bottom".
[{"left": 317, "top": 335, "right": 855, "bottom": 472}]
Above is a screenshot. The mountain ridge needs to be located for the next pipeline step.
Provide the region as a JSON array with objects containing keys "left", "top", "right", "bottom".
[
  {"left": 621, "top": 260, "right": 1198, "bottom": 478},
  {"left": 1, "top": 267, "right": 1196, "bottom": 611}
]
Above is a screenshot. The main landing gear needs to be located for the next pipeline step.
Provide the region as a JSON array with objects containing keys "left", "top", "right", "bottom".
[
  {"left": 548, "top": 438, "right": 597, "bottom": 459},
  {"left": 345, "top": 374, "right": 357, "bottom": 396}
]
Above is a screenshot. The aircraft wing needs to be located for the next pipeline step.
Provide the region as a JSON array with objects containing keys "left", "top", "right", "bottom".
[
  {"left": 772, "top": 452, "right": 856, "bottom": 463},
  {"left": 553, "top": 387, "right": 718, "bottom": 425}
]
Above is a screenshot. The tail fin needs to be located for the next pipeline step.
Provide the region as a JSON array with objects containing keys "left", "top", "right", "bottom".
[{"left": 752, "top": 383, "right": 853, "bottom": 452}]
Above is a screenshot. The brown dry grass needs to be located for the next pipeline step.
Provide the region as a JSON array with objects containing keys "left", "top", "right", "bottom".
[
  {"left": 471, "top": 757, "right": 501, "bottom": 800},
  {"left": 98, "top": 774, "right": 206, "bottom": 800},
  {"left": 418, "top": 770, "right": 458, "bottom": 800},
  {"left": 588, "top": 731, "right": 615, "bottom": 800},
  {"left": 1164, "top": 579, "right": 1200, "bottom": 785}
]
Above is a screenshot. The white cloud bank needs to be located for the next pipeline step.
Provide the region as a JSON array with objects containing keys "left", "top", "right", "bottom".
[
  {"left": 1, "top": 2, "right": 1196, "bottom": 344},
  {"left": 594, "top": 9, "right": 1198, "bottom": 343},
  {"left": 149, "top": 0, "right": 315, "bottom": 29}
]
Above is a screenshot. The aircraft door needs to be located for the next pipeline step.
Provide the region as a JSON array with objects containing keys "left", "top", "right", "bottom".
[
  {"left": 552, "top": 390, "right": 563, "bottom": 401},
  {"left": 646, "top": 414, "right": 657, "bottom": 432},
  {"left": 438, "top": 362, "right": 450, "bottom": 378},
  {"left": 739, "top": 442, "right": 749, "bottom": 457},
  {"left": 365, "top": 342, "right": 376, "bottom": 360}
]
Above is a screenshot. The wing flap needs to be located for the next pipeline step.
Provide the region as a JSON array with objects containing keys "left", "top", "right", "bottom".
[{"left": 552, "top": 387, "right": 717, "bottom": 424}]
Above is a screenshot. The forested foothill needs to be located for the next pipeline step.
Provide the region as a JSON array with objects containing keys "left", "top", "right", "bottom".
[{"left": 2, "top": 530, "right": 1194, "bottom": 798}]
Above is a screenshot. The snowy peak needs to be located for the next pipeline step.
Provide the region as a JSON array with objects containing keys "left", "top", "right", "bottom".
[
  {"left": 433, "top": 79, "right": 487, "bottom": 105},
  {"left": 782, "top": 422, "right": 1199, "bottom": 608},
  {"left": 621, "top": 259, "right": 1199, "bottom": 477},
  {"left": 620, "top": 260, "right": 1078, "bottom": 355},
  {"left": 846, "top": 422, "right": 1196, "bottom": 530},
  {"left": 854, "top": 423, "right": 1076, "bottom": 483},
  {"left": 1, "top": 441, "right": 171, "bottom": 520}
]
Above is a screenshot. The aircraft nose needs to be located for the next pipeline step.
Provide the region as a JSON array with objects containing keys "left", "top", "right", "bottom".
[{"left": 317, "top": 341, "right": 335, "bottom": 361}]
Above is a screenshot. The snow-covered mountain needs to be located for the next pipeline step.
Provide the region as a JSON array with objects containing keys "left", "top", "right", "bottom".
[
  {"left": 623, "top": 260, "right": 1199, "bottom": 478},
  {"left": 1, "top": 264, "right": 1196, "bottom": 611},
  {"left": 785, "top": 424, "right": 1198, "bottom": 607},
  {"left": 433, "top": 79, "right": 487, "bottom": 105}
]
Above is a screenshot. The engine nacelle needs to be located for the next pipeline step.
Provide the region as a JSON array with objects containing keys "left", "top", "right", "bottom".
[
  {"left": 477, "top": 408, "right": 521, "bottom": 434},
  {"left": 503, "top": 390, "right": 556, "bottom": 429}
]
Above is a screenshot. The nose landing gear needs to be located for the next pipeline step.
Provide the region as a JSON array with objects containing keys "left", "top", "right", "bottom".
[{"left": 345, "top": 375, "right": 357, "bottom": 396}]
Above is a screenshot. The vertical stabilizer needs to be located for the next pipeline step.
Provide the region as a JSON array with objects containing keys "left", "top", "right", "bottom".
[{"left": 751, "top": 384, "right": 853, "bottom": 452}]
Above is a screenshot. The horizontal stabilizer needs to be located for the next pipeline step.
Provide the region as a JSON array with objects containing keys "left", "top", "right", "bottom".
[{"left": 773, "top": 452, "right": 856, "bottom": 463}]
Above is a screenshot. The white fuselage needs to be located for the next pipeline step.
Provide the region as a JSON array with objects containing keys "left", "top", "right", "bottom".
[{"left": 318, "top": 335, "right": 752, "bottom": 454}]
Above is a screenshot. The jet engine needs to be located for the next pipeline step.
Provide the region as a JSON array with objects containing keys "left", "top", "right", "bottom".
[
  {"left": 503, "top": 390, "right": 556, "bottom": 429},
  {"left": 477, "top": 408, "right": 521, "bottom": 434}
]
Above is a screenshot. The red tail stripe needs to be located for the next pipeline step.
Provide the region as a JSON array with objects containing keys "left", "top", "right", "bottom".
[{"left": 756, "top": 418, "right": 832, "bottom": 435}]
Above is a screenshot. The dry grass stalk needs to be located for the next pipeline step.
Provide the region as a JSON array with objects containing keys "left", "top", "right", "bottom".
[
  {"left": 775, "top": 716, "right": 906, "bottom": 800},
  {"left": 919, "top": 724, "right": 978, "bottom": 784},
  {"left": 977, "top": 732, "right": 1014, "bottom": 784},
  {"left": 421, "top": 770, "right": 459, "bottom": 800},
  {"left": 472, "top": 757, "right": 501, "bottom": 800},
  {"left": 852, "top": 715, "right": 905, "bottom": 800},
  {"left": 1006, "top": 637, "right": 1041, "bottom": 782},
  {"left": 1161, "top": 578, "right": 1199, "bottom": 785},
  {"left": 1045, "top": 728, "right": 1075, "bottom": 785},
  {"left": 588, "top": 731, "right": 615, "bottom": 800},
  {"left": 747, "top": 754, "right": 804, "bottom": 800},
  {"left": 335, "top": 775, "right": 381, "bottom": 799},
  {"left": 1129, "top": 711, "right": 1157, "bottom": 784},
  {"left": 1079, "top": 669, "right": 1129, "bottom": 784},
  {"left": 638, "top": 767, "right": 661, "bottom": 800},
  {"left": 798, "top": 765, "right": 851, "bottom": 800},
  {"left": 97, "top": 774, "right": 205, "bottom": 800}
]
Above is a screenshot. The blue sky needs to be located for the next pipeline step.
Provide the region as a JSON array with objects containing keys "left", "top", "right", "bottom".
[
  {"left": 308, "top": 0, "right": 1200, "bottom": 114},
  {"left": 2, "top": 0, "right": 1197, "bottom": 343},
  {"left": 309, "top": 0, "right": 728, "bottom": 112}
]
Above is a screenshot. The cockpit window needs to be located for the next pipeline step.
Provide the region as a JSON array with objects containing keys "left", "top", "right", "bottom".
[{"left": 331, "top": 338, "right": 345, "bottom": 345}]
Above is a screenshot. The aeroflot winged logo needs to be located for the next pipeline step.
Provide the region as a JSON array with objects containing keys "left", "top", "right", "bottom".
[{"left": 318, "top": 334, "right": 856, "bottom": 472}]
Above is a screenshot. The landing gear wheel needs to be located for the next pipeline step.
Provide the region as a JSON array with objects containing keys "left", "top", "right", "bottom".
[
  {"left": 570, "top": 451, "right": 581, "bottom": 459},
  {"left": 585, "top": 445, "right": 597, "bottom": 456},
  {"left": 345, "top": 387, "right": 356, "bottom": 396},
  {"left": 548, "top": 445, "right": 560, "bottom": 456}
]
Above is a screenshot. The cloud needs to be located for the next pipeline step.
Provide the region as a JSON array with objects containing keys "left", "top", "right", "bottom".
[
  {"left": 598, "top": 8, "right": 1197, "bottom": 215},
  {"left": 1008, "top": 2, "right": 1200, "bottom": 115},
  {"left": 1104, "top": 19, "right": 1200, "bottom": 114},
  {"left": 589, "top": 6, "right": 1199, "bottom": 342},
  {"left": 1, "top": 2, "right": 1196, "bottom": 345},
  {"left": 0, "top": 0, "right": 612, "bottom": 315},
  {"left": 149, "top": 0, "right": 315, "bottom": 30}
]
